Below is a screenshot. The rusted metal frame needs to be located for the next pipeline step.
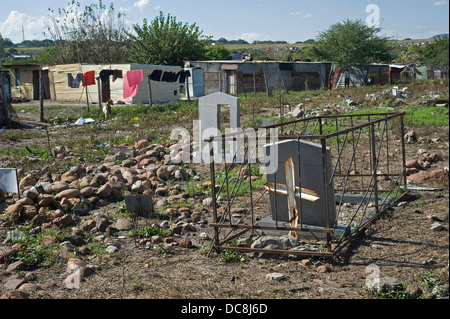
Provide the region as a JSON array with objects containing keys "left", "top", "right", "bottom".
[
  {"left": 209, "top": 137, "right": 220, "bottom": 255},
  {"left": 319, "top": 116, "right": 323, "bottom": 135},
  {"left": 222, "top": 246, "right": 334, "bottom": 258},
  {"left": 333, "top": 188, "right": 409, "bottom": 253},
  {"left": 219, "top": 142, "right": 260, "bottom": 244},
  {"left": 400, "top": 114, "right": 407, "bottom": 186},
  {"left": 371, "top": 124, "right": 379, "bottom": 215},
  {"left": 320, "top": 136, "right": 333, "bottom": 252},
  {"left": 218, "top": 139, "right": 250, "bottom": 224},
  {"left": 346, "top": 121, "right": 388, "bottom": 231},
  {"left": 350, "top": 116, "right": 359, "bottom": 189},
  {"left": 330, "top": 131, "right": 350, "bottom": 186},
  {"left": 211, "top": 138, "right": 235, "bottom": 204},
  {"left": 385, "top": 119, "right": 390, "bottom": 175},
  {"left": 334, "top": 173, "right": 402, "bottom": 178},
  {"left": 209, "top": 136, "right": 249, "bottom": 252},
  {"left": 368, "top": 115, "right": 373, "bottom": 176},
  {"left": 367, "top": 120, "right": 388, "bottom": 219},
  {"left": 209, "top": 223, "right": 333, "bottom": 234},
  {"left": 373, "top": 171, "right": 406, "bottom": 220},
  {"left": 204, "top": 113, "right": 404, "bottom": 144},
  {"left": 223, "top": 136, "right": 232, "bottom": 229},
  {"left": 274, "top": 114, "right": 402, "bottom": 141},
  {"left": 225, "top": 148, "right": 252, "bottom": 217},
  {"left": 335, "top": 117, "right": 342, "bottom": 174},
  {"left": 297, "top": 137, "right": 304, "bottom": 231},
  {"left": 219, "top": 189, "right": 268, "bottom": 245},
  {"left": 310, "top": 118, "right": 320, "bottom": 141},
  {"left": 343, "top": 169, "right": 377, "bottom": 238},
  {"left": 218, "top": 228, "right": 251, "bottom": 247},
  {"left": 209, "top": 112, "right": 404, "bottom": 257},
  {"left": 334, "top": 128, "right": 363, "bottom": 225},
  {"left": 311, "top": 113, "right": 404, "bottom": 140},
  {"left": 249, "top": 161, "right": 255, "bottom": 229},
  {"left": 260, "top": 112, "right": 402, "bottom": 130}
]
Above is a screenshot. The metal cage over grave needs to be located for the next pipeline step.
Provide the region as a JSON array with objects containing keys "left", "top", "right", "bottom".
[{"left": 205, "top": 112, "right": 408, "bottom": 258}]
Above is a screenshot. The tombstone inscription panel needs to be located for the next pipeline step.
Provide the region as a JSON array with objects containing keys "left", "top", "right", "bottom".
[{"left": 263, "top": 139, "right": 336, "bottom": 229}]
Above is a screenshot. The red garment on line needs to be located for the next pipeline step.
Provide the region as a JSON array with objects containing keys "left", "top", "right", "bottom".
[
  {"left": 123, "top": 70, "right": 144, "bottom": 99},
  {"left": 83, "top": 71, "right": 96, "bottom": 86}
]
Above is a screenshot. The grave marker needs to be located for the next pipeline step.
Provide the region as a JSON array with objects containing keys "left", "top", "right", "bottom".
[
  {"left": 263, "top": 139, "right": 336, "bottom": 230},
  {"left": 195, "top": 92, "right": 240, "bottom": 163},
  {"left": 0, "top": 168, "right": 19, "bottom": 194}
]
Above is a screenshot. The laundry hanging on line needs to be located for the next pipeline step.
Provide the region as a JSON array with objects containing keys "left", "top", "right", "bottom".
[
  {"left": 99, "top": 69, "right": 123, "bottom": 84},
  {"left": 123, "top": 70, "right": 144, "bottom": 99},
  {"left": 83, "top": 71, "right": 96, "bottom": 86},
  {"left": 67, "top": 73, "right": 86, "bottom": 88},
  {"left": 113, "top": 70, "right": 123, "bottom": 82},
  {"left": 148, "top": 69, "right": 191, "bottom": 83}
]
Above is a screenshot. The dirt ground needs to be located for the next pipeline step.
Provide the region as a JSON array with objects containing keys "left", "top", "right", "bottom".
[{"left": 0, "top": 98, "right": 448, "bottom": 306}]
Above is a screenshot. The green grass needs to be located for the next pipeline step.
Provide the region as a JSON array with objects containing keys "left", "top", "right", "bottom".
[
  {"left": 404, "top": 106, "right": 449, "bottom": 126},
  {"left": 0, "top": 145, "right": 53, "bottom": 163},
  {"left": 9, "top": 222, "right": 70, "bottom": 270},
  {"left": 80, "top": 101, "right": 198, "bottom": 122},
  {"left": 214, "top": 165, "right": 267, "bottom": 198},
  {"left": 128, "top": 225, "right": 171, "bottom": 239}
]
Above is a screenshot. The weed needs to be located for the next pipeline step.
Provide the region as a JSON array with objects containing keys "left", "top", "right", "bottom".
[
  {"left": 9, "top": 223, "right": 67, "bottom": 269},
  {"left": 375, "top": 282, "right": 413, "bottom": 299},
  {"left": 128, "top": 225, "right": 171, "bottom": 239},
  {"left": 154, "top": 243, "right": 173, "bottom": 257},
  {"left": 415, "top": 271, "right": 449, "bottom": 298},
  {"left": 199, "top": 243, "right": 213, "bottom": 255},
  {"left": 219, "top": 249, "right": 245, "bottom": 263},
  {"left": 128, "top": 279, "right": 151, "bottom": 294}
]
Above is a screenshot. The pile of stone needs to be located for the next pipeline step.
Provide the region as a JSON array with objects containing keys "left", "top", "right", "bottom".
[
  {"left": 0, "top": 139, "right": 216, "bottom": 298},
  {"left": 0, "top": 139, "right": 202, "bottom": 229},
  {"left": 406, "top": 149, "right": 448, "bottom": 186}
]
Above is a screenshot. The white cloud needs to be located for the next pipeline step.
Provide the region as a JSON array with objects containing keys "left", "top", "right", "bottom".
[
  {"left": 0, "top": 11, "right": 49, "bottom": 43},
  {"left": 119, "top": 6, "right": 133, "bottom": 12},
  {"left": 290, "top": 11, "right": 312, "bottom": 18},
  {"left": 134, "top": 0, "right": 150, "bottom": 9},
  {"left": 432, "top": 1, "right": 447, "bottom": 5},
  {"left": 240, "top": 32, "right": 260, "bottom": 43}
]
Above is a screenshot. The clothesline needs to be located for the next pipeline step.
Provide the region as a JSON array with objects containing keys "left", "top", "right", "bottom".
[{"left": 67, "top": 68, "right": 190, "bottom": 100}]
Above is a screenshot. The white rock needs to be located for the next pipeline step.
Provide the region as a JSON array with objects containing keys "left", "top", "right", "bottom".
[
  {"left": 266, "top": 273, "right": 286, "bottom": 282},
  {"left": 430, "top": 222, "right": 444, "bottom": 231}
]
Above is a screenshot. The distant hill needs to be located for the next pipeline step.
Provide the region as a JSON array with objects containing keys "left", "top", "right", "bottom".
[{"left": 431, "top": 33, "right": 449, "bottom": 39}]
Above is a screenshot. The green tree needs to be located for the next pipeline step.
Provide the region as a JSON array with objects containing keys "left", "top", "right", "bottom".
[
  {"left": 204, "top": 45, "right": 232, "bottom": 60},
  {"left": 0, "top": 34, "right": 4, "bottom": 59},
  {"left": 310, "top": 19, "right": 393, "bottom": 67},
  {"left": 393, "top": 45, "right": 419, "bottom": 64},
  {"left": 418, "top": 36, "right": 449, "bottom": 78},
  {"left": 128, "top": 12, "right": 209, "bottom": 66},
  {"left": 40, "top": 0, "right": 129, "bottom": 65}
]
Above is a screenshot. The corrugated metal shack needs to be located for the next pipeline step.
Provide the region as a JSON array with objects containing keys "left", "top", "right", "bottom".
[
  {"left": 186, "top": 60, "right": 332, "bottom": 96},
  {"left": 0, "top": 71, "right": 11, "bottom": 126},
  {"left": 332, "top": 64, "right": 407, "bottom": 89}
]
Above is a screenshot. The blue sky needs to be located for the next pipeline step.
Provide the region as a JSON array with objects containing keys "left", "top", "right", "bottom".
[{"left": 1, "top": 0, "right": 449, "bottom": 43}]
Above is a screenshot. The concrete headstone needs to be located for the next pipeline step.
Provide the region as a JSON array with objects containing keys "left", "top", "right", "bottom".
[{"left": 195, "top": 92, "right": 240, "bottom": 163}]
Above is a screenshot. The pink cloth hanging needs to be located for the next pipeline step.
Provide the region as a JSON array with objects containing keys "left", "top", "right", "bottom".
[{"left": 123, "top": 70, "right": 144, "bottom": 99}]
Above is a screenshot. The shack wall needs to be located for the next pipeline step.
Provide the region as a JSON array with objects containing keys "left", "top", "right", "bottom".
[
  {"left": 188, "top": 61, "right": 330, "bottom": 96},
  {"left": 129, "top": 64, "right": 181, "bottom": 104},
  {"left": 9, "top": 65, "right": 42, "bottom": 100}
]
